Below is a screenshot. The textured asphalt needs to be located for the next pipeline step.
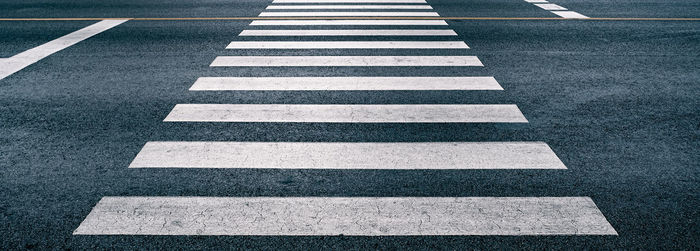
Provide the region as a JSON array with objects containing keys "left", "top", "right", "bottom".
[{"left": 1, "top": 0, "right": 699, "bottom": 249}]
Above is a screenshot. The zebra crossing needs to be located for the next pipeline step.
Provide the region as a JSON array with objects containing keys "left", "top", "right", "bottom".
[{"left": 74, "top": 0, "right": 617, "bottom": 236}]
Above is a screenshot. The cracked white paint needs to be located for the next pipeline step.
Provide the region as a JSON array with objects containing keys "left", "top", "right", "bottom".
[
  {"left": 266, "top": 5, "right": 433, "bottom": 9},
  {"left": 249, "top": 20, "right": 448, "bottom": 25},
  {"left": 273, "top": 0, "right": 427, "bottom": 3},
  {"left": 225, "top": 41, "right": 468, "bottom": 49},
  {"left": 128, "top": 141, "right": 566, "bottom": 169},
  {"left": 210, "top": 56, "right": 482, "bottom": 67},
  {"left": 163, "top": 104, "right": 526, "bottom": 123},
  {"left": 189, "top": 77, "right": 501, "bottom": 91},
  {"left": 238, "top": 29, "right": 457, "bottom": 36},
  {"left": 73, "top": 197, "right": 618, "bottom": 235},
  {"left": 259, "top": 12, "right": 440, "bottom": 16}
]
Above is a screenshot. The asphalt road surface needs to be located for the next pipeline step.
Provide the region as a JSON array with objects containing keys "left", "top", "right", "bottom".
[{"left": 1, "top": 0, "right": 698, "bottom": 249}]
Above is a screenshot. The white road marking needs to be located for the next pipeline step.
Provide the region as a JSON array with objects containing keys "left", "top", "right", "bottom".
[
  {"left": 259, "top": 12, "right": 440, "bottom": 16},
  {"left": 238, "top": 29, "right": 457, "bottom": 36},
  {"left": 226, "top": 41, "right": 468, "bottom": 49},
  {"left": 210, "top": 56, "right": 483, "bottom": 66},
  {"left": 249, "top": 20, "right": 448, "bottom": 25},
  {"left": 551, "top": 11, "right": 589, "bottom": 18},
  {"left": 534, "top": 3, "right": 567, "bottom": 10},
  {"left": 266, "top": 5, "right": 433, "bottom": 9},
  {"left": 0, "top": 19, "right": 127, "bottom": 80},
  {"left": 163, "top": 104, "right": 527, "bottom": 123},
  {"left": 189, "top": 77, "right": 502, "bottom": 91},
  {"left": 73, "top": 197, "right": 617, "bottom": 235},
  {"left": 524, "top": 0, "right": 548, "bottom": 3},
  {"left": 129, "top": 142, "right": 564, "bottom": 169},
  {"left": 273, "top": 0, "right": 427, "bottom": 3}
]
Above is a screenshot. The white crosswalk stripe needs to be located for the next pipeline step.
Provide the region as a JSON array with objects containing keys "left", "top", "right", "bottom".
[
  {"left": 189, "top": 77, "right": 502, "bottom": 91},
  {"left": 73, "top": 197, "right": 617, "bottom": 235},
  {"left": 210, "top": 56, "right": 483, "bottom": 66},
  {"left": 249, "top": 20, "right": 449, "bottom": 25},
  {"left": 163, "top": 104, "right": 528, "bottom": 123},
  {"left": 259, "top": 11, "right": 440, "bottom": 16},
  {"left": 129, "top": 142, "right": 565, "bottom": 169},
  {"left": 74, "top": 0, "right": 616, "bottom": 238},
  {"left": 266, "top": 5, "right": 433, "bottom": 9},
  {"left": 226, "top": 41, "right": 468, "bottom": 49},
  {"left": 272, "top": 0, "right": 428, "bottom": 3},
  {"left": 238, "top": 29, "right": 457, "bottom": 36}
]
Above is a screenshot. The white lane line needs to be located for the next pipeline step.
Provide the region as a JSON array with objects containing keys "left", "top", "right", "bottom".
[
  {"left": 534, "top": 3, "right": 567, "bottom": 10},
  {"left": 249, "top": 20, "right": 448, "bottom": 25},
  {"left": 129, "top": 142, "right": 563, "bottom": 169},
  {"left": 163, "top": 104, "right": 527, "bottom": 123},
  {"left": 189, "top": 77, "right": 502, "bottom": 91},
  {"left": 74, "top": 197, "right": 617, "bottom": 235},
  {"left": 0, "top": 19, "right": 127, "bottom": 81},
  {"left": 259, "top": 12, "right": 440, "bottom": 16},
  {"left": 210, "top": 56, "right": 483, "bottom": 67},
  {"left": 524, "top": 0, "right": 548, "bottom": 3},
  {"left": 238, "top": 29, "right": 457, "bottom": 36},
  {"left": 225, "top": 41, "right": 468, "bottom": 49},
  {"left": 273, "top": 0, "right": 427, "bottom": 3},
  {"left": 266, "top": 5, "right": 433, "bottom": 9},
  {"left": 551, "top": 11, "right": 589, "bottom": 18}
]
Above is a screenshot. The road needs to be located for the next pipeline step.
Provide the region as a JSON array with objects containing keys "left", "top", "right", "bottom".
[{"left": 1, "top": 0, "right": 698, "bottom": 249}]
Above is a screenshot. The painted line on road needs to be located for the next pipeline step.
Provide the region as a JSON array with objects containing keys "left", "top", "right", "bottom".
[
  {"left": 2, "top": 17, "right": 699, "bottom": 21},
  {"left": 249, "top": 19, "right": 448, "bottom": 25},
  {"left": 163, "top": 104, "right": 527, "bottom": 123},
  {"left": 189, "top": 77, "right": 502, "bottom": 91},
  {"left": 225, "top": 41, "right": 468, "bottom": 49},
  {"left": 552, "top": 11, "right": 589, "bottom": 19},
  {"left": 238, "top": 29, "right": 457, "bottom": 36},
  {"left": 534, "top": 3, "right": 567, "bottom": 11},
  {"left": 210, "top": 56, "right": 483, "bottom": 66},
  {"left": 74, "top": 197, "right": 617, "bottom": 235},
  {"left": 129, "top": 142, "right": 563, "bottom": 169},
  {"left": 266, "top": 5, "right": 433, "bottom": 9},
  {"left": 259, "top": 12, "right": 440, "bottom": 17},
  {"left": 273, "top": 0, "right": 427, "bottom": 3},
  {"left": 0, "top": 19, "right": 127, "bottom": 80}
]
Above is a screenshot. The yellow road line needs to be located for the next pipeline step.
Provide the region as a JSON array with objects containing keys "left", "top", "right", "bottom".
[{"left": 0, "top": 17, "right": 698, "bottom": 21}]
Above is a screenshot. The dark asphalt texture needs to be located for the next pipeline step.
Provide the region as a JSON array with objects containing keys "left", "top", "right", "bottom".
[{"left": 1, "top": 0, "right": 699, "bottom": 249}]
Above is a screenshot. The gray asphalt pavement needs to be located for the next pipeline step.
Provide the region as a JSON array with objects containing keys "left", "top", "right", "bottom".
[{"left": 1, "top": 0, "right": 698, "bottom": 249}]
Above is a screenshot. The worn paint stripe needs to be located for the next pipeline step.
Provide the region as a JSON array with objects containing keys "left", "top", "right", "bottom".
[
  {"left": 238, "top": 29, "right": 457, "bottom": 36},
  {"left": 189, "top": 77, "right": 501, "bottom": 91},
  {"left": 249, "top": 20, "right": 448, "bottom": 25},
  {"left": 259, "top": 12, "right": 439, "bottom": 17},
  {"left": 210, "top": 56, "right": 482, "bottom": 66},
  {"left": 129, "top": 141, "right": 564, "bottom": 169},
  {"left": 225, "top": 41, "right": 468, "bottom": 49},
  {"left": 73, "top": 197, "right": 617, "bottom": 235},
  {"left": 163, "top": 104, "right": 526, "bottom": 123},
  {"left": 266, "top": 5, "right": 433, "bottom": 9}
]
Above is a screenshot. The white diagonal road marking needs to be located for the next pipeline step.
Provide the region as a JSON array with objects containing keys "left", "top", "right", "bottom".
[{"left": 0, "top": 19, "right": 127, "bottom": 80}]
